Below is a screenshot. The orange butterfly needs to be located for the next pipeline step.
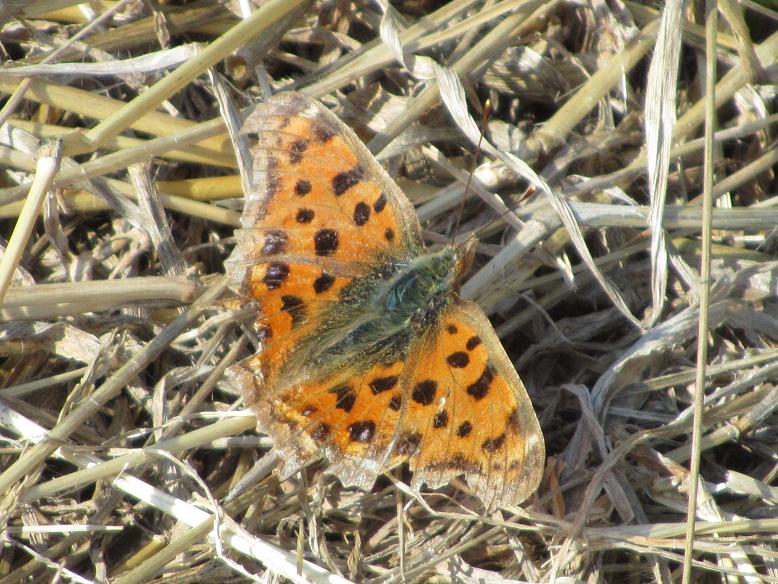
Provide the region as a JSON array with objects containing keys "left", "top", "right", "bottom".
[{"left": 225, "top": 93, "right": 544, "bottom": 509}]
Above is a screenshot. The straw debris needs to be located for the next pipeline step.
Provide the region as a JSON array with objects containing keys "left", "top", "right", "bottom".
[{"left": 1, "top": 0, "right": 777, "bottom": 582}]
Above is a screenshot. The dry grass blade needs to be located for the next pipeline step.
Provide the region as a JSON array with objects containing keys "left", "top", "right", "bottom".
[
  {"left": 644, "top": 0, "right": 684, "bottom": 324},
  {"left": 0, "top": 278, "right": 227, "bottom": 493},
  {"left": 683, "top": 1, "right": 717, "bottom": 580},
  {"left": 1, "top": 0, "right": 778, "bottom": 582},
  {"left": 0, "top": 44, "right": 203, "bottom": 79},
  {"left": 0, "top": 139, "right": 62, "bottom": 301}
]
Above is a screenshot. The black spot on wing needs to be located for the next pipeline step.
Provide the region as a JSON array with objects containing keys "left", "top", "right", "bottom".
[
  {"left": 353, "top": 202, "right": 370, "bottom": 226},
  {"left": 280, "top": 294, "right": 306, "bottom": 326},
  {"left": 296, "top": 208, "right": 315, "bottom": 223},
  {"left": 313, "top": 123, "right": 335, "bottom": 143},
  {"left": 329, "top": 384, "right": 356, "bottom": 412},
  {"left": 289, "top": 138, "right": 309, "bottom": 164},
  {"left": 447, "top": 351, "right": 469, "bottom": 368},
  {"left": 332, "top": 166, "right": 363, "bottom": 196},
  {"left": 433, "top": 410, "right": 449, "bottom": 429},
  {"left": 384, "top": 227, "right": 395, "bottom": 241},
  {"left": 482, "top": 433, "right": 506, "bottom": 453},
  {"left": 263, "top": 262, "right": 289, "bottom": 290},
  {"left": 412, "top": 380, "right": 437, "bottom": 406},
  {"left": 369, "top": 375, "right": 399, "bottom": 394},
  {"left": 466, "top": 336, "right": 482, "bottom": 351},
  {"left": 295, "top": 179, "right": 312, "bottom": 196},
  {"left": 466, "top": 365, "right": 495, "bottom": 400},
  {"left": 348, "top": 420, "right": 375, "bottom": 443},
  {"left": 314, "top": 229, "right": 339, "bottom": 256},
  {"left": 313, "top": 272, "right": 336, "bottom": 294},
  {"left": 263, "top": 229, "right": 288, "bottom": 255},
  {"left": 457, "top": 421, "right": 472, "bottom": 437},
  {"left": 373, "top": 193, "right": 387, "bottom": 212}
]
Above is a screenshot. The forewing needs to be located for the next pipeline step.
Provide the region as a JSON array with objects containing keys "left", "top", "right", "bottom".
[{"left": 225, "top": 92, "right": 423, "bottom": 386}]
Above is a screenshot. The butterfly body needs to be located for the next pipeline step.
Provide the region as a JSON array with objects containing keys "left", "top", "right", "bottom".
[
  {"left": 226, "top": 93, "right": 544, "bottom": 509},
  {"left": 380, "top": 244, "right": 467, "bottom": 325},
  {"left": 262, "top": 245, "right": 455, "bottom": 387}
]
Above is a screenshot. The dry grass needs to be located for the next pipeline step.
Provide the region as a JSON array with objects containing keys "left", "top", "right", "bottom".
[{"left": 1, "top": 0, "right": 778, "bottom": 582}]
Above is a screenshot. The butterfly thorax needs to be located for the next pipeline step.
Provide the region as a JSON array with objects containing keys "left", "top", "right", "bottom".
[
  {"left": 381, "top": 246, "right": 460, "bottom": 329},
  {"left": 274, "top": 245, "right": 464, "bottom": 389}
]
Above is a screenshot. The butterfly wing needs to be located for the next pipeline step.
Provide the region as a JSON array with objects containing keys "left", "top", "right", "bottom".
[
  {"left": 233, "top": 356, "right": 410, "bottom": 489},
  {"left": 225, "top": 93, "right": 422, "bottom": 385},
  {"left": 396, "top": 298, "right": 545, "bottom": 508},
  {"left": 225, "top": 93, "right": 423, "bottom": 481},
  {"left": 242, "top": 294, "right": 545, "bottom": 507}
]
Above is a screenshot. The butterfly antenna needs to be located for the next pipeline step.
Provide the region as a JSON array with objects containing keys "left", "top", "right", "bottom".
[
  {"left": 470, "top": 183, "right": 536, "bottom": 242},
  {"left": 453, "top": 97, "right": 492, "bottom": 244},
  {"left": 465, "top": 103, "right": 537, "bottom": 246}
]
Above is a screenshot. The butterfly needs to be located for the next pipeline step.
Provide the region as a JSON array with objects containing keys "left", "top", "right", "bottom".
[{"left": 225, "top": 93, "right": 544, "bottom": 509}]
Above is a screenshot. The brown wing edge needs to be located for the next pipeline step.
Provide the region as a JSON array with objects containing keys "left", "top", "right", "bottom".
[{"left": 226, "top": 361, "right": 320, "bottom": 479}]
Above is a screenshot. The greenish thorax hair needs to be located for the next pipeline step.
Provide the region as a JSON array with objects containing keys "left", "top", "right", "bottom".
[
  {"left": 380, "top": 245, "right": 461, "bottom": 327},
  {"left": 277, "top": 243, "right": 472, "bottom": 388}
]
